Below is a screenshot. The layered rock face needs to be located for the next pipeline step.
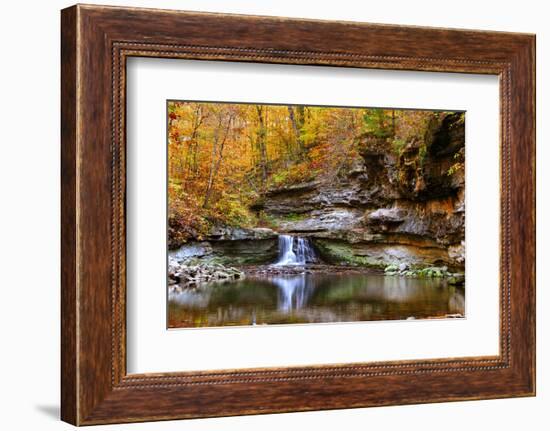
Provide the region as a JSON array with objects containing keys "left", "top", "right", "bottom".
[
  {"left": 258, "top": 113, "right": 466, "bottom": 271},
  {"left": 171, "top": 113, "right": 465, "bottom": 271},
  {"left": 170, "top": 227, "right": 279, "bottom": 265}
]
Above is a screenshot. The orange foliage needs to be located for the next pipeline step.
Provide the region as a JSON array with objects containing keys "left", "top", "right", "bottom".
[{"left": 167, "top": 101, "right": 451, "bottom": 247}]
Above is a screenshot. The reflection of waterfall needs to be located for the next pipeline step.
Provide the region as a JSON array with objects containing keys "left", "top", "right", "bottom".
[
  {"left": 271, "top": 275, "right": 313, "bottom": 311},
  {"left": 274, "top": 235, "right": 317, "bottom": 265}
]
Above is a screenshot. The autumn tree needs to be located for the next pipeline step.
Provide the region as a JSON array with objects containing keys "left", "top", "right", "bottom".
[{"left": 167, "top": 101, "right": 451, "bottom": 247}]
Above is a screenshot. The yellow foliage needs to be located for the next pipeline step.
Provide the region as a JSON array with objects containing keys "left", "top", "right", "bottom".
[{"left": 167, "top": 101, "right": 456, "bottom": 246}]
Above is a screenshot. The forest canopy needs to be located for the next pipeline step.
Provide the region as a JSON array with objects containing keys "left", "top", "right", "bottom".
[{"left": 167, "top": 101, "right": 463, "bottom": 247}]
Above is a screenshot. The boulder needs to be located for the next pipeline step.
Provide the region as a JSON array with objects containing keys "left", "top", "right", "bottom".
[{"left": 170, "top": 242, "right": 213, "bottom": 262}]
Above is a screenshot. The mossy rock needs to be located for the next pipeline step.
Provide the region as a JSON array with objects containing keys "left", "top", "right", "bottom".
[
  {"left": 313, "top": 239, "right": 385, "bottom": 268},
  {"left": 447, "top": 273, "right": 465, "bottom": 285},
  {"left": 384, "top": 264, "right": 399, "bottom": 273}
]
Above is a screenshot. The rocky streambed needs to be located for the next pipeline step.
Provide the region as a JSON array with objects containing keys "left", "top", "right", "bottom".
[{"left": 168, "top": 258, "right": 244, "bottom": 291}]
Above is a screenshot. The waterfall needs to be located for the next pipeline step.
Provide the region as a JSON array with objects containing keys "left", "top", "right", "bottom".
[
  {"left": 296, "top": 237, "right": 317, "bottom": 264},
  {"left": 274, "top": 235, "right": 317, "bottom": 265}
]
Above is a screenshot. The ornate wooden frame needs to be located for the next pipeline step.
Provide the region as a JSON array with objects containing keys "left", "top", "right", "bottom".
[{"left": 61, "top": 4, "right": 536, "bottom": 425}]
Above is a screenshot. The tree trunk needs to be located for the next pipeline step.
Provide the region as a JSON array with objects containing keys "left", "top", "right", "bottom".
[
  {"left": 287, "top": 106, "right": 300, "bottom": 155},
  {"left": 183, "top": 105, "right": 203, "bottom": 185},
  {"left": 203, "top": 113, "right": 233, "bottom": 208},
  {"left": 256, "top": 106, "right": 268, "bottom": 189}
]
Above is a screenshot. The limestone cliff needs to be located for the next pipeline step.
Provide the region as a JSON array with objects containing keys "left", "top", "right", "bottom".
[{"left": 255, "top": 112, "right": 465, "bottom": 270}]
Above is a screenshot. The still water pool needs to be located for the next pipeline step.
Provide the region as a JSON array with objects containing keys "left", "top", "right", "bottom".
[{"left": 168, "top": 271, "right": 464, "bottom": 328}]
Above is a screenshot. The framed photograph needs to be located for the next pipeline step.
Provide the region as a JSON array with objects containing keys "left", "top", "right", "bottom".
[{"left": 61, "top": 4, "right": 535, "bottom": 425}]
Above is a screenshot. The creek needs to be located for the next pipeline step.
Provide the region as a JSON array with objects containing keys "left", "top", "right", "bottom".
[{"left": 168, "top": 235, "right": 464, "bottom": 328}]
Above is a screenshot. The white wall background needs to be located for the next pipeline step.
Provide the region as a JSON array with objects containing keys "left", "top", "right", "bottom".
[{"left": 0, "top": 0, "right": 546, "bottom": 429}]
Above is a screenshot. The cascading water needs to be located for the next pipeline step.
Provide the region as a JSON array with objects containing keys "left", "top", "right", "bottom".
[
  {"left": 296, "top": 237, "right": 317, "bottom": 264},
  {"left": 274, "top": 234, "right": 317, "bottom": 266}
]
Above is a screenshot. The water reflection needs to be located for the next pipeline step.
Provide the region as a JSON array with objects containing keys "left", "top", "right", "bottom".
[
  {"left": 272, "top": 275, "right": 312, "bottom": 311},
  {"left": 168, "top": 272, "right": 465, "bottom": 328}
]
